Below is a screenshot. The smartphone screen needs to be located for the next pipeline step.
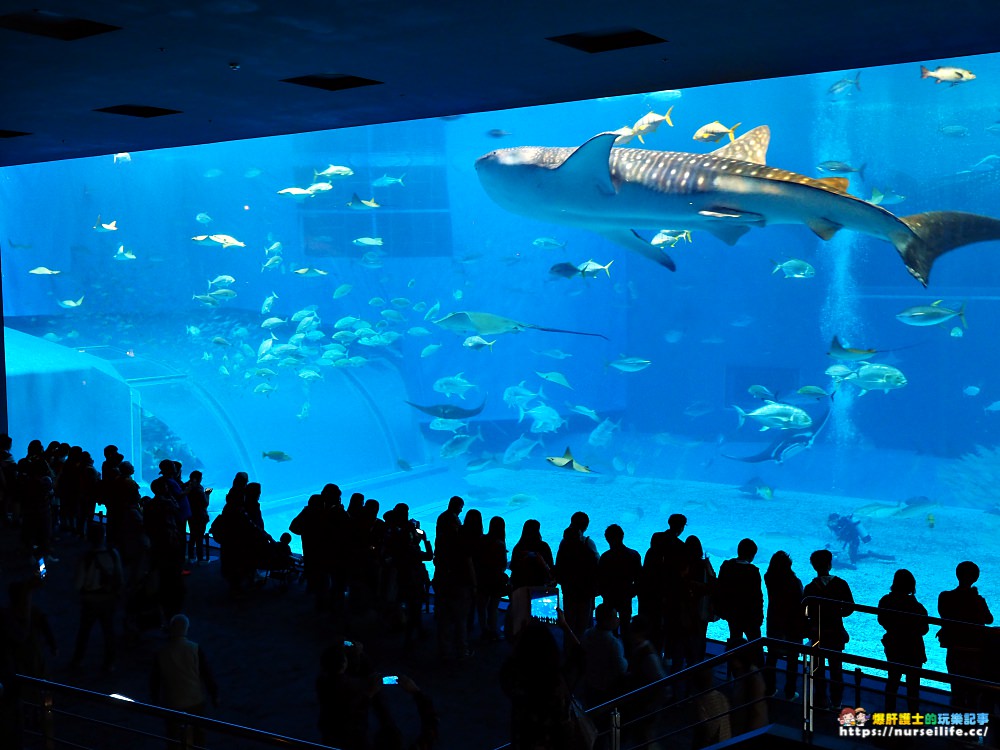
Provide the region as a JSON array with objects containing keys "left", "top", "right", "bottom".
[
  {"left": 37, "top": 558, "right": 46, "bottom": 579},
  {"left": 529, "top": 587, "right": 559, "bottom": 623},
  {"left": 382, "top": 675, "right": 399, "bottom": 685}
]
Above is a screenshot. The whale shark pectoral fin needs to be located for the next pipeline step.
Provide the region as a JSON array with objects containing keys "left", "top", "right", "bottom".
[
  {"left": 697, "top": 216, "right": 755, "bottom": 246},
  {"left": 599, "top": 229, "right": 676, "bottom": 271},
  {"left": 556, "top": 132, "right": 620, "bottom": 195},
  {"left": 806, "top": 217, "right": 844, "bottom": 241}
]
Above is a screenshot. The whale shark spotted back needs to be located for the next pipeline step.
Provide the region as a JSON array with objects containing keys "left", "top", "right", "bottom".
[{"left": 475, "top": 126, "right": 1000, "bottom": 286}]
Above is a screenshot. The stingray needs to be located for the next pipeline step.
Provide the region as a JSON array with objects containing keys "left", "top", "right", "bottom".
[
  {"left": 721, "top": 397, "right": 833, "bottom": 464},
  {"left": 546, "top": 447, "right": 594, "bottom": 473},
  {"left": 404, "top": 397, "right": 487, "bottom": 420},
  {"left": 434, "top": 311, "right": 607, "bottom": 340}
]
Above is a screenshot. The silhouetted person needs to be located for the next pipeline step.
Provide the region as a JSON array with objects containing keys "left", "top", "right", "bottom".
[
  {"left": 146, "top": 475, "right": 185, "bottom": 619},
  {"left": 244, "top": 481, "right": 264, "bottom": 531},
  {"left": 463, "top": 508, "right": 487, "bottom": 638},
  {"left": 372, "top": 674, "right": 439, "bottom": 750},
  {"left": 579, "top": 602, "right": 628, "bottom": 707},
  {"left": 508, "top": 520, "right": 554, "bottom": 641},
  {"left": 350, "top": 498, "right": 384, "bottom": 617},
  {"left": 113, "top": 462, "right": 145, "bottom": 585},
  {"left": 225, "top": 471, "right": 248, "bottom": 508},
  {"left": 434, "top": 496, "right": 475, "bottom": 660},
  {"left": 716, "top": 539, "right": 763, "bottom": 652},
  {"left": 878, "top": 568, "right": 928, "bottom": 713},
  {"left": 0, "top": 601, "right": 24, "bottom": 749},
  {"left": 212, "top": 490, "right": 256, "bottom": 596},
  {"left": 640, "top": 512, "right": 687, "bottom": 660},
  {"left": 763, "top": 551, "right": 803, "bottom": 700},
  {"left": 510, "top": 520, "right": 553, "bottom": 590},
  {"left": 728, "top": 642, "right": 769, "bottom": 736},
  {"left": 0, "top": 433, "right": 18, "bottom": 525},
  {"left": 384, "top": 504, "right": 433, "bottom": 648},
  {"left": 321, "top": 484, "right": 351, "bottom": 616},
  {"left": 317, "top": 641, "right": 376, "bottom": 748},
  {"left": 290, "top": 494, "right": 326, "bottom": 610},
  {"left": 555, "top": 511, "right": 599, "bottom": 639},
  {"left": 598, "top": 524, "right": 642, "bottom": 644},
  {"left": 185, "top": 470, "right": 210, "bottom": 564},
  {"left": 74, "top": 451, "right": 100, "bottom": 537},
  {"left": 937, "top": 560, "right": 994, "bottom": 709},
  {"left": 71, "top": 524, "right": 123, "bottom": 672},
  {"left": 625, "top": 614, "right": 668, "bottom": 748},
  {"left": 100, "top": 445, "right": 123, "bottom": 544},
  {"left": 500, "top": 619, "right": 578, "bottom": 750},
  {"left": 8, "top": 579, "right": 57, "bottom": 679},
  {"left": 150, "top": 614, "right": 219, "bottom": 747},
  {"left": 477, "top": 516, "right": 508, "bottom": 642},
  {"left": 681, "top": 535, "right": 717, "bottom": 667},
  {"left": 18, "top": 440, "right": 55, "bottom": 561},
  {"left": 802, "top": 548, "right": 854, "bottom": 709},
  {"left": 691, "top": 666, "right": 732, "bottom": 749}
]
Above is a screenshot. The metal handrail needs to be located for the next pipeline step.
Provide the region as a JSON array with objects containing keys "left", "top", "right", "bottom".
[
  {"left": 802, "top": 594, "right": 996, "bottom": 631},
  {"left": 491, "top": 630, "right": 1000, "bottom": 750},
  {"left": 14, "top": 675, "right": 334, "bottom": 750}
]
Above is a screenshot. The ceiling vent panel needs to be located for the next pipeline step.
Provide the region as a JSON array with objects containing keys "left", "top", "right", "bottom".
[
  {"left": 281, "top": 73, "right": 384, "bottom": 92},
  {"left": 93, "top": 105, "right": 182, "bottom": 118},
  {"left": 0, "top": 10, "right": 120, "bottom": 41},
  {"left": 547, "top": 28, "right": 666, "bottom": 54},
  {"left": 0, "top": 130, "right": 31, "bottom": 138}
]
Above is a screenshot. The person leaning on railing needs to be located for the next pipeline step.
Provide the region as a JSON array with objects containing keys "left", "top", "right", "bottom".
[
  {"left": 936, "top": 560, "right": 994, "bottom": 710},
  {"left": 876, "top": 569, "right": 928, "bottom": 713}
]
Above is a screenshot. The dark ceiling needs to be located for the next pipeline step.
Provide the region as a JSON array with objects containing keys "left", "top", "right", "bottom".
[{"left": 2, "top": 1, "right": 999, "bottom": 168}]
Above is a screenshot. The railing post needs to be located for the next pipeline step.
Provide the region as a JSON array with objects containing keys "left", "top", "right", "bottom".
[
  {"left": 803, "top": 603, "right": 815, "bottom": 744},
  {"left": 178, "top": 721, "right": 193, "bottom": 749},
  {"left": 41, "top": 689, "right": 55, "bottom": 750},
  {"left": 610, "top": 707, "right": 620, "bottom": 750}
]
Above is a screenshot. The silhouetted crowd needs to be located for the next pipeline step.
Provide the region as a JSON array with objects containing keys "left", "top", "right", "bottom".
[{"left": 0, "top": 434, "right": 997, "bottom": 750}]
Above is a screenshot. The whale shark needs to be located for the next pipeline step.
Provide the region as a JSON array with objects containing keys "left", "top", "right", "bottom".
[{"left": 475, "top": 126, "right": 1000, "bottom": 286}]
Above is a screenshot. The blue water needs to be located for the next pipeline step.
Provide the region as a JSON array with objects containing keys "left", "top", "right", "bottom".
[{"left": 2, "top": 52, "right": 999, "bottom": 677}]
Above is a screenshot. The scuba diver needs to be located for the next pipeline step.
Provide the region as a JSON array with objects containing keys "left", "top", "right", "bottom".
[
  {"left": 827, "top": 513, "right": 870, "bottom": 564},
  {"left": 826, "top": 513, "right": 896, "bottom": 569}
]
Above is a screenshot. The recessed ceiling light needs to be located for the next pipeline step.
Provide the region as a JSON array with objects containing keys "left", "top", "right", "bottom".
[
  {"left": 93, "top": 105, "right": 182, "bottom": 118},
  {"left": 0, "top": 10, "right": 120, "bottom": 41},
  {"left": 281, "top": 73, "right": 384, "bottom": 92},
  {"left": 547, "top": 28, "right": 666, "bottom": 54}
]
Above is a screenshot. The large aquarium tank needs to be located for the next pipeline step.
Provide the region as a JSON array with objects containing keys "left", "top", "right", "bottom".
[{"left": 2, "top": 51, "right": 999, "bottom": 674}]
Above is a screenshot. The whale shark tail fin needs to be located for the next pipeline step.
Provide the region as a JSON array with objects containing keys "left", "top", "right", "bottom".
[{"left": 895, "top": 211, "right": 1000, "bottom": 287}]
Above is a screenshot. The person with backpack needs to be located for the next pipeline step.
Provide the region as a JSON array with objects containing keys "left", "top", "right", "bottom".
[{"left": 71, "top": 524, "right": 123, "bottom": 672}]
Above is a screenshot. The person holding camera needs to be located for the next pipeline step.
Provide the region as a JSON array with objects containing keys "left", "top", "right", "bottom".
[{"left": 383, "top": 504, "right": 433, "bottom": 649}]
